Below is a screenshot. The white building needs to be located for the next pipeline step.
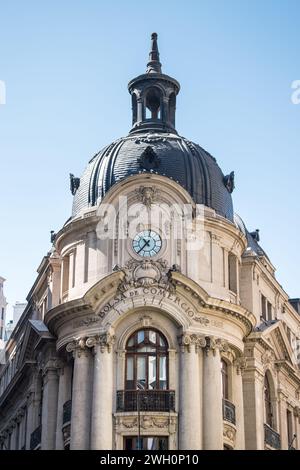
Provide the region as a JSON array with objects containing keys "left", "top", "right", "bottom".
[
  {"left": 0, "top": 277, "right": 7, "bottom": 344},
  {"left": 0, "top": 34, "right": 300, "bottom": 451}
]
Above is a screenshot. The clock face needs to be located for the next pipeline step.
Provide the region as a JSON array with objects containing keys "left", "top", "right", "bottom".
[{"left": 132, "top": 230, "right": 162, "bottom": 257}]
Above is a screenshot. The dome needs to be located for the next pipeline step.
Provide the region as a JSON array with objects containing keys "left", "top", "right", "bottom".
[
  {"left": 72, "top": 131, "right": 234, "bottom": 221},
  {"left": 70, "top": 33, "right": 234, "bottom": 222}
]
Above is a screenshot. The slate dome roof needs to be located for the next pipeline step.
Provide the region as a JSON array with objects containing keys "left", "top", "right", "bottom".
[
  {"left": 70, "top": 34, "right": 234, "bottom": 222},
  {"left": 72, "top": 132, "right": 234, "bottom": 221}
]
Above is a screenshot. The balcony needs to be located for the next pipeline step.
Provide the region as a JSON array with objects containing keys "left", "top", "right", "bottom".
[
  {"left": 264, "top": 423, "right": 281, "bottom": 449},
  {"left": 63, "top": 399, "right": 72, "bottom": 425},
  {"left": 222, "top": 399, "right": 236, "bottom": 425},
  {"left": 30, "top": 425, "right": 41, "bottom": 450},
  {"left": 117, "top": 390, "right": 175, "bottom": 412}
]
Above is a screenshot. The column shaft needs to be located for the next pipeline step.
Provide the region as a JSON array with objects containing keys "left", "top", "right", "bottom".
[
  {"left": 233, "top": 365, "right": 245, "bottom": 449},
  {"left": 203, "top": 346, "right": 223, "bottom": 449},
  {"left": 41, "top": 367, "right": 59, "bottom": 449},
  {"left": 55, "top": 363, "right": 72, "bottom": 449},
  {"left": 70, "top": 347, "right": 92, "bottom": 449},
  {"left": 179, "top": 340, "right": 202, "bottom": 449},
  {"left": 90, "top": 343, "right": 113, "bottom": 449}
]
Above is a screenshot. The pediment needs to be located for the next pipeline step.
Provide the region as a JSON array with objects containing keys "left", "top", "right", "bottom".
[
  {"left": 261, "top": 321, "right": 295, "bottom": 366},
  {"left": 18, "top": 319, "right": 54, "bottom": 367}
]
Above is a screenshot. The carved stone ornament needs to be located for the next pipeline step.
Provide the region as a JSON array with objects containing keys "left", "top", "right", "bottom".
[
  {"left": 115, "top": 414, "right": 177, "bottom": 434},
  {"left": 138, "top": 146, "right": 161, "bottom": 170},
  {"left": 223, "top": 171, "right": 235, "bottom": 193},
  {"left": 261, "top": 350, "right": 275, "bottom": 367},
  {"left": 205, "top": 336, "right": 229, "bottom": 356},
  {"left": 66, "top": 338, "right": 88, "bottom": 358},
  {"left": 117, "top": 259, "right": 179, "bottom": 292},
  {"left": 135, "top": 186, "right": 159, "bottom": 208},
  {"left": 86, "top": 333, "right": 116, "bottom": 353},
  {"left": 178, "top": 333, "right": 207, "bottom": 352},
  {"left": 223, "top": 422, "right": 236, "bottom": 445},
  {"left": 234, "top": 356, "right": 247, "bottom": 375}
]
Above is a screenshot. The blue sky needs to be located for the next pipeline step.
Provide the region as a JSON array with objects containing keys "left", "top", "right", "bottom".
[{"left": 0, "top": 0, "right": 300, "bottom": 318}]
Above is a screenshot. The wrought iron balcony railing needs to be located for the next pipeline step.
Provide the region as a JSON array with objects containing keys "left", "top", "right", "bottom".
[
  {"left": 222, "top": 399, "right": 236, "bottom": 425},
  {"left": 117, "top": 390, "right": 175, "bottom": 412},
  {"left": 264, "top": 423, "right": 281, "bottom": 449},
  {"left": 63, "top": 399, "right": 72, "bottom": 425},
  {"left": 30, "top": 425, "right": 41, "bottom": 450}
]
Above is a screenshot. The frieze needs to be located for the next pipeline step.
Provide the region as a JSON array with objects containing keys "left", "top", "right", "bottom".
[{"left": 72, "top": 285, "right": 224, "bottom": 332}]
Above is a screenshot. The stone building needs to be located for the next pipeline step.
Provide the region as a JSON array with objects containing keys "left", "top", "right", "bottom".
[
  {"left": 0, "top": 277, "right": 7, "bottom": 344},
  {"left": 0, "top": 34, "right": 300, "bottom": 451}
]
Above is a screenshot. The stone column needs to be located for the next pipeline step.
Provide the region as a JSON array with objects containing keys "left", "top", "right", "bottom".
[
  {"left": 9, "top": 421, "right": 17, "bottom": 450},
  {"left": 243, "top": 369, "right": 264, "bottom": 449},
  {"left": 278, "top": 391, "right": 288, "bottom": 449},
  {"left": 25, "top": 371, "right": 41, "bottom": 450},
  {"left": 55, "top": 362, "right": 72, "bottom": 449},
  {"left": 87, "top": 333, "right": 115, "bottom": 450},
  {"left": 178, "top": 333, "right": 205, "bottom": 449},
  {"left": 233, "top": 357, "right": 246, "bottom": 449},
  {"left": 67, "top": 339, "right": 93, "bottom": 450},
  {"left": 203, "top": 337, "right": 224, "bottom": 449},
  {"left": 41, "top": 361, "right": 59, "bottom": 449}
]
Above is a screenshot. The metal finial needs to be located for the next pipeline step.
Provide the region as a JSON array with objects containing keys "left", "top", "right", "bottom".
[{"left": 146, "top": 32, "right": 162, "bottom": 74}]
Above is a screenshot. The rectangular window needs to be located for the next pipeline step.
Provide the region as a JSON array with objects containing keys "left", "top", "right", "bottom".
[
  {"left": 124, "top": 436, "right": 168, "bottom": 450},
  {"left": 159, "top": 356, "right": 167, "bottom": 390},
  {"left": 136, "top": 356, "right": 146, "bottom": 389},
  {"left": 62, "top": 255, "right": 70, "bottom": 295},
  {"left": 287, "top": 409, "right": 293, "bottom": 446},
  {"left": 261, "top": 295, "right": 267, "bottom": 320},
  {"left": 148, "top": 356, "right": 156, "bottom": 390},
  {"left": 228, "top": 254, "right": 237, "bottom": 294},
  {"left": 126, "top": 356, "right": 134, "bottom": 390},
  {"left": 267, "top": 301, "right": 272, "bottom": 321}
]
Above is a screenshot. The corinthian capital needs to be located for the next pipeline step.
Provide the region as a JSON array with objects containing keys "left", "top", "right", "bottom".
[
  {"left": 178, "top": 333, "right": 206, "bottom": 352},
  {"left": 205, "top": 336, "right": 229, "bottom": 356},
  {"left": 86, "top": 332, "right": 116, "bottom": 353},
  {"left": 66, "top": 337, "right": 89, "bottom": 358},
  {"left": 234, "top": 356, "right": 247, "bottom": 375}
]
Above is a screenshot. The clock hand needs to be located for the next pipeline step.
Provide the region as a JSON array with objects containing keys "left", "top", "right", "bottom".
[{"left": 137, "top": 238, "right": 150, "bottom": 253}]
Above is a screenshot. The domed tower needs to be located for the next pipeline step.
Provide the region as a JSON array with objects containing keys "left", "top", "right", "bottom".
[
  {"left": 71, "top": 33, "right": 234, "bottom": 222},
  {"left": 47, "top": 34, "right": 254, "bottom": 451}
]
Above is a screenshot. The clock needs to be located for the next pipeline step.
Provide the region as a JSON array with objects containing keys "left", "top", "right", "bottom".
[{"left": 132, "top": 230, "right": 162, "bottom": 257}]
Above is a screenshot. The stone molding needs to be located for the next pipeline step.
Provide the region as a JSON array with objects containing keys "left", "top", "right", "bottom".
[
  {"left": 66, "top": 338, "right": 90, "bottom": 358},
  {"left": 114, "top": 412, "right": 177, "bottom": 434}
]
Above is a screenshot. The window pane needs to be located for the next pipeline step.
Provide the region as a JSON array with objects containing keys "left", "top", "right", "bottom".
[
  {"left": 159, "top": 356, "right": 167, "bottom": 389},
  {"left": 127, "top": 336, "right": 134, "bottom": 347},
  {"left": 159, "top": 335, "right": 166, "bottom": 347},
  {"left": 149, "top": 330, "right": 156, "bottom": 344},
  {"left": 138, "top": 346, "right": 156, "bottom": 352},
  {"left": 148, "top": 356, "right": 156, "bottom": 389},
  {"left": 137, "top": 331, "right": 144, "bottom": 344},
  {"left": 137, "top": 356, "right": 146, "bottom": 389},
  {"left": 126, "top": 357, "right": 133, "bottom": 380}
]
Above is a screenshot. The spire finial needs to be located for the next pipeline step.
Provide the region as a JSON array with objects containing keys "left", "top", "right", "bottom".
[{"left": 146, "top": 32, "right": 162, "bottom": 74}]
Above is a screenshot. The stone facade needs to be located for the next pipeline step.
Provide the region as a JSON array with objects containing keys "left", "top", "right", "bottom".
[{"left": 0, "top": 34, "right": 300, "bottom": 451}]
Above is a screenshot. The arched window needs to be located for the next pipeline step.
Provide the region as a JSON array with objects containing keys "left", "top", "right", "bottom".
[
  {"left": 264, "top": 375, "right": 273, "bottom": 427},
  {"left": 221, "top": 359, "right": 229, "bottom": 399},
  {"left": 125, "top": 329, "right": 168, "bottom": 390}
]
